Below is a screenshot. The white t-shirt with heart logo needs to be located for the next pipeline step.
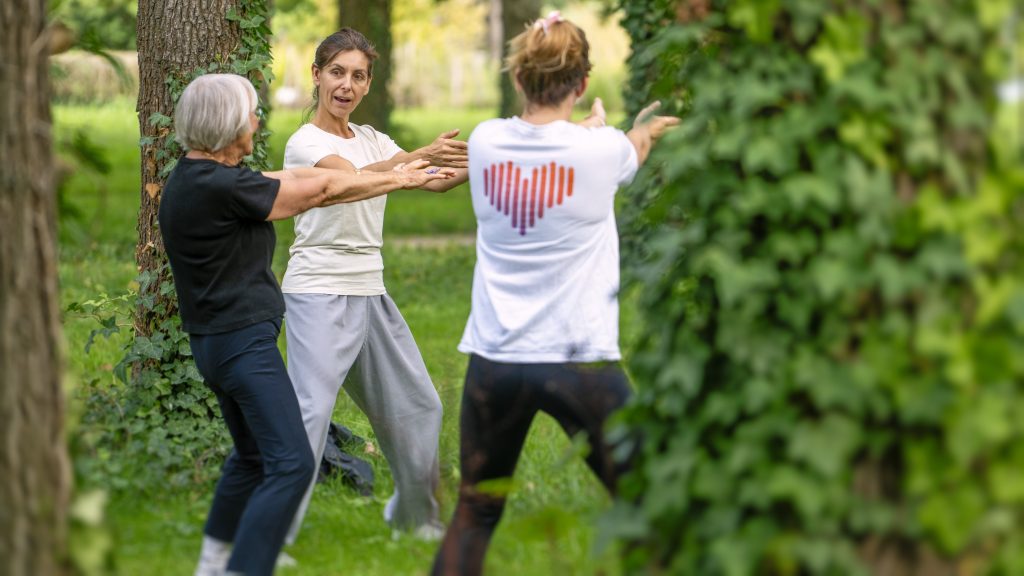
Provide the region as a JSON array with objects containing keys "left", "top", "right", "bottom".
[{"left": 458, "top": 117, "right": 639, "bottom": 363}]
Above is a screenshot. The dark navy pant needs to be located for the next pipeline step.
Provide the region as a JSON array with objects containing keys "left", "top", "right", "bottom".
[
  {"left": 189, "top": 318, "right": 315, "bottom": 576},
  {"left": 432, "top": 354, "right": 634, "bottom": 576}
]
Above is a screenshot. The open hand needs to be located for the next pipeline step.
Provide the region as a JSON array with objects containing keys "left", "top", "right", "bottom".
[
  {"left": 634, "top": 101, "right": 680, "bottom": 141},
  {"left": 393, "top": 159, "right": 457, "bottom": 189},
  {"left": 422, "top": 129, "right": 468, "bottom": 168},
  {"left": 578, "top": 97, "right": 607, "bottom": 128}
]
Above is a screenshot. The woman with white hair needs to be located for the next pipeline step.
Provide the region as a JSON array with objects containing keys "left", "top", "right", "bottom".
[{"left": 157, "top": 73, "right": 453, "bottom": 576}]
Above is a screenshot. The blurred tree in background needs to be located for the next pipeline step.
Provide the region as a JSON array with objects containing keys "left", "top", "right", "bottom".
[
  {"left": 607, "top": 0, "right": 1024, "bottom": 574},
  {"left": 1, "top": 1, "right": 71, "bottom": 574},
  {"left": 498, "top": 0, "right": 542, "bottom": 117},
  {"left": 340, "top": 0, "right": 394, "bottom": 132}
]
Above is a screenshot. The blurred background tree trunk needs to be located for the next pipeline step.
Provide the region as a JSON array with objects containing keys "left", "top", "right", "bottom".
[
  {"left": 0, "top": 1, "right": 72, "bottom": 574},
  {"left": 340, "top": 0, "right": 393, "bottom": 133},
  {"left": 498, "top": 0, "right": 541, "bottom": 118}
]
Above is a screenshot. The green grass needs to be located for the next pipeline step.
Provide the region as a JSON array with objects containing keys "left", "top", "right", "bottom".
[{"left": 58, "top": 99, "right": 627, "bottom": 576}]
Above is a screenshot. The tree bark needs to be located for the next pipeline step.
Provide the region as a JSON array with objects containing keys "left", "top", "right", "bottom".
[
  {"left": 339, "top": 0, "right": 393, "bottom": 133},
  {"left": 498, "top": 0, "right": 541, "bottom": 118},
  {"left": 134, "top": 0, "right": 245, "bottom": 338},
  {"left": 0, "top": 1, "right": 72, "bottom": 575}
]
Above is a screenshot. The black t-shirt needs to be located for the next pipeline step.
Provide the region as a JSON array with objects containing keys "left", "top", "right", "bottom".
[{"left": 158, "top": 157, "right": 284, "bottom": 335}]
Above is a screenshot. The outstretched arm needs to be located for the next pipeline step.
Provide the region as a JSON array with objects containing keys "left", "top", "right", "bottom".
[
  {"left": 349, "top": 129, "right": 469, "bottom": 192},
  {"left": 362, "top": 129, "right": 469, "bottom": 171},
  {"left": 261, "top": 160, "right": 455, "bottom": 221},
  {"left": 626, "top": 101, "right": 680, "bottom": 166},
  {"left": 310, "top": 152, "right": 467, "bottom": 193}
]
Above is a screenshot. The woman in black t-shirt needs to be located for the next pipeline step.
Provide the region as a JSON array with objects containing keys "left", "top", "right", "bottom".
[{"left": 158, "top": 73, "right": 452, "bottom": 576}]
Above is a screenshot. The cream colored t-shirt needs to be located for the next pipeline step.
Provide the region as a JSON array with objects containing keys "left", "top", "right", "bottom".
[{"left": 281, "top": 123, "right": 403, "bottom": 295}]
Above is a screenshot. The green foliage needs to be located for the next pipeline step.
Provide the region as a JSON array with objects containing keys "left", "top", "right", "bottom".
[
  {"left": 610, "top": 0, "right": 1024, "bottom": 574},
  {"left": 51, "top": 0, "right": 138, "bottom": 50},
  {"left": 70, "top": 269, "right": 230, "bottom": 492}
]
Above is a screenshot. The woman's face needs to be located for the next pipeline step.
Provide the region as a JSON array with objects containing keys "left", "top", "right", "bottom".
[
  {"left": 313, "top": 49, "right": 372, "bottom": 119},
  {"left": 231, "top": 100, "right": 259, "bottom": 156}
]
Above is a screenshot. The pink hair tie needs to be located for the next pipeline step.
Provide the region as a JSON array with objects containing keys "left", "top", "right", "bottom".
[{"left": 533, "top": 10, "right": 563, "bottom": 34}]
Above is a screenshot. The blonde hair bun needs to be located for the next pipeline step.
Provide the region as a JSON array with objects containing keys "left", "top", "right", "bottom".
[{"left": 505, "top": 13, "right": 592, "bottom": 107}]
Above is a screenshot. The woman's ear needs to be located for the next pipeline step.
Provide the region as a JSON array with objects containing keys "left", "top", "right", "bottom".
[
  {"left": 576, "top": 76, "right": 589, "bottom": 98},
  {"left": 512, "top": 71, "right": 524, "bottom": 95},
  {"left": 312, "top": 64, "right": 321, "bottom": 86}
]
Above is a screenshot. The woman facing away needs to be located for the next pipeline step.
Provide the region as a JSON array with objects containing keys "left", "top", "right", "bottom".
[
  {"left": 280, "top": 27, "right": 469, "bottom": 547},
  {"left": 431, "top": 12, "right": 679, "bottom": 576},
  {"left": 156, "top": 73, "right": 453, "bottom": 576}
]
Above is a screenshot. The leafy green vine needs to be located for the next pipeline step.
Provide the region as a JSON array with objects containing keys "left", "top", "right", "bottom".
[{"left": 605, "top": 0, "right": 1024, "bottom": 574}]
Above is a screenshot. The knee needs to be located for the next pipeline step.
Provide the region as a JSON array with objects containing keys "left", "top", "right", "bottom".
[
  {"left": 268, "top": 447, "right": 316, "bottom": 486},
  {"left": 307, "top": 402, "right": 336, "bottom": 430},
  {"left": 427, "top": 396, "right": 443, "bottom": 425},
  {"left": 294, "top": 449, "right": 317, "bottom": 484}
]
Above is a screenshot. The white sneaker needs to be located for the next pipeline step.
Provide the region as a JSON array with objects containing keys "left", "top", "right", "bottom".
[
  {"left": 412, "top": 521, "right": 446, "bottom": 542},
  {"left": 194, "top": 537, "right": 231, "bottom": 576},
  {"left": 194, "top": 560, "right": 227, "bottom": 576},
  {"left": 276, "top": 551, "right": 298, "bottom": 569}
]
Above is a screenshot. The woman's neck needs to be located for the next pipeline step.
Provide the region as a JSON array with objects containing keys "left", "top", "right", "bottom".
[
  {"left": 312, "top": 107, "right": 354, "bottom": 138},
  {"left": 187, "top": 146, "right": 242, "bottom": 166},
  {"left": 519, "top": 96, "right": 575, "bottom": 126}
]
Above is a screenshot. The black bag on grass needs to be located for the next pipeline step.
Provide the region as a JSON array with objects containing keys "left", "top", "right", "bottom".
[{"left": 317, "top": 421, "right": 374, "bottom": 497}]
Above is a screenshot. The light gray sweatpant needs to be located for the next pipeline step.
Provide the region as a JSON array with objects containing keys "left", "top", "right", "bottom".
[{"left": 283, "top": 293, "right": 442, "bottom": 544}]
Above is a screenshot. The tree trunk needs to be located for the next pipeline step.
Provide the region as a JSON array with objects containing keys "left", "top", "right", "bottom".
[
  {"left": 339, "top": 0, "right": 392, "bottom": 133},
  {"left": 134, "top": 0, "right": 245, "bottom": 339},
  {"left": 487, "top": 0, "right": 502, "bottom": 62},
  {"left": 498, "top": 0, "right": 541, "bottom": 118},
  {"left": 0, "top": 1, "right": 72, "bottom": 575}
]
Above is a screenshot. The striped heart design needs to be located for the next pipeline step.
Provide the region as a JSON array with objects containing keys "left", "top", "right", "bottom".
[{"left": 482, "top": 161, "right": 575, "bottom": 236}]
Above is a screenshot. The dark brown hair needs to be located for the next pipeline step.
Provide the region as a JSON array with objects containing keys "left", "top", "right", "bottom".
[
  {"left": 505, "top": 18, "right": 592, "bottom": 108},
  {"left": 307, "top": 28, "right": 379, "bottom": 115}
]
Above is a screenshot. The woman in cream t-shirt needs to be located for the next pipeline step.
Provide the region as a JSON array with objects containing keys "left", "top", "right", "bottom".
[{"left": 281, "top": 27, "right": 467, "bottom": 546}]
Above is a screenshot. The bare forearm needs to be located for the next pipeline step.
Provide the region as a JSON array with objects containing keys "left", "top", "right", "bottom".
[
  {"left": 627, "top": 126, "right": 652, "bottom": 166},
  {"left": 321, "top": 171, "right": 410, "bottom": 205},
  {"left": 360, "top": 150, "right": 422, "bottom": 172},
  {"left": 265, "top": 168, "right": 403, "bottom": 220}
]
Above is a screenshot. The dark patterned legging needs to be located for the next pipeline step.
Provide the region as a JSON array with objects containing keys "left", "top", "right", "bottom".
[{"left": 431, "top": 354, "right": 633, "bottom": 576}]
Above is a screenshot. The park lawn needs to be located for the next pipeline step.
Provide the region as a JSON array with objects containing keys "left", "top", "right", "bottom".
[{"left": 57, "top": 99, "right": 628, "bottom": 576}]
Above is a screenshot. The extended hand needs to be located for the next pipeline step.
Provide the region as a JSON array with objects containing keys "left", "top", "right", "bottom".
[
  {"left": 422, "top": 129, "right": 468, "bottom": 168},
  {"left": 393, "top": 159, "right": 457, "bottom": 189},
  {"left": 634, "top": 101, "right": 680, "bottom": 141},
  {"left": 578, "top": 97, "right": 607, "bottom": 128}
]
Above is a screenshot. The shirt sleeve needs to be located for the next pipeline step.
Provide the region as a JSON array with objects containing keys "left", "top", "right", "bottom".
[
  {"left": 230, "top": 167, "right": 281, "bottom": 221},
  {"left": 612, "top": 129, "right": 639, "bottom": 186},
  {"left": 283, "top": 127, "right": 334, "bottom": 169},
  {"left": 373, "top": 128, "right": 404, "bottom": 161}
]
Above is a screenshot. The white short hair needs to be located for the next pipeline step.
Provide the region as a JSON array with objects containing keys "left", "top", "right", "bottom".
[{"left": 174, "top": 74, "right": 258, "bottom": 152}]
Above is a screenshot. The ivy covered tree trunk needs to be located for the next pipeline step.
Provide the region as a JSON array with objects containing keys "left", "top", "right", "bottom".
[
  {"left": 0, "top": 1, "right": 72, "bottom": 574},
  {"left": 498, "top": 0, "right": 541, "bottom": 118},
  {"left": 610, "top": 1, "right": 1024, "bottom": 574},
  {"left": 340, "top": 0, "right": 392, "bottom": 133},
  {"left": 126, "top": 0, "right": 273, "bottom": 487}
]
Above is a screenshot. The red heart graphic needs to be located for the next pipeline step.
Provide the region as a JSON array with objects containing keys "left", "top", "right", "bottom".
[{"left": 483, "top": 161, "right": 575, "bottom": 236}]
